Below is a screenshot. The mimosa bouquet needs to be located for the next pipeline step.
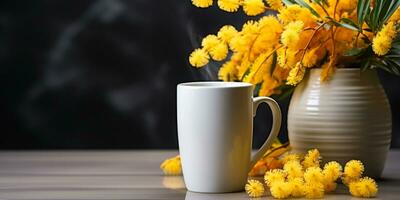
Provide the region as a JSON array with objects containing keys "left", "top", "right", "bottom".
[{"left": 189, "top": 0, "right": 400, "bottom": 97}]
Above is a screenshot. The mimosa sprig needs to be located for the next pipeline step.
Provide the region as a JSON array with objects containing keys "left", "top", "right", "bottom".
[{"left": 189, "top": 0, "right": 400, "bottom": 96}]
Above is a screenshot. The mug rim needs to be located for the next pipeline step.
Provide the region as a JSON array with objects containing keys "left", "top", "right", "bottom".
[{"left": 178, "top": 81, "right": 252, "bottom": 89}]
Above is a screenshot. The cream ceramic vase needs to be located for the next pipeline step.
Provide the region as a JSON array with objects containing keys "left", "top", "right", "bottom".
[{"left": 288, "top": 68, "right": 392, "bottom": 178}]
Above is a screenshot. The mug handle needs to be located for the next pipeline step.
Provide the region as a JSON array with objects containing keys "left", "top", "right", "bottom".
[{"left": 249, "top": 97, "right": 282, "bottom": 170}]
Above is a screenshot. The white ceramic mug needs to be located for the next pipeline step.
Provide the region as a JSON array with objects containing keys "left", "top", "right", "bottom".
[{"left": 177, "top": 82, "right": 282, "bottom": 193}]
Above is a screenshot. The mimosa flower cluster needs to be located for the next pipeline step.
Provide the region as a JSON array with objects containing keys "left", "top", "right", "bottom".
[
  {"left": 189, "top": 0, "right": 400, "bottom": 97},
  {"left": 245, "top": 149, "right": 378, "bottom": 199}
]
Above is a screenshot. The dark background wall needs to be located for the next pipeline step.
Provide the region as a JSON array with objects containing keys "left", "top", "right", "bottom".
[{"left": 0, "top": 0, "right": 399, "bottom": 149}]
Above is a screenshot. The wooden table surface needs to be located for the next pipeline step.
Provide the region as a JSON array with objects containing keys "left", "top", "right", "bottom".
[{"left": 0, "top": 150, "right": 399, "bottom": 200}]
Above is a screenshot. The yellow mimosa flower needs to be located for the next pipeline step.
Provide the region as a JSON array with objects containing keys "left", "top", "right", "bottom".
[
  {"left": 191, "top": 0, "right": 213, "bottom": 8},
  {"left": 210, "top": 42, "right": 228, "bottom": 61},
  {"left": 349, "top": 177, "right": 378, "bottom": 198},
  {"left": 289, "top": 178, "right": 305, "bottom": 197},
  {"left": 217, "top": 25, "right": 238, "bottom": 43},
  {"left": 359, "top": 177, "right": 378, "bottom": 197},
  {"left": 281, "top": 153, "right": 302, "bottom": 164},
  {"left": 270, "top": 181, "right": 292, "bottom": 199},
  {"left": 160, "top": 155, "right": 182, "bottom": 175},
  {"left": 304, "top": 182, "right": 324, "bottom": 199},
  {"left": 286, "top": 63, "right": 305, "bottom": 85},
  {"left": 278, "top": 5, "right": 303, "bottom": 24},
  {"left": 189, "top": 48, "right": 210, "bottom": 67},
  {"left": 217, "top": 0, "right": 241, "bottom": 12},
  {"left": 245, "top": 179, "right": 265, "bottom": 198},
  {"left": 372, "top": 22, "right": 397, "bottom": 56},
  {"left": 281, "top": 30, "right": 301, "bottom": 48},
  {"left": 258, "top": 15, "right": 283, "bottom": 32},
  {"left": 373, "top": 35, "right": 393, "bottom": 56},
  {"left": 349, "top": 181, "right": 362, "bottom": 196},
  {"left": 323, "top": 161, "right": 342, "bottom": 181},
  {"left": 252, "top": 17, "right": 282, "bottom": 55},
  {"left": 218, "top": 61, "right": 237, "bottom": 81},
  {"left": 229, "top": 35, "right": 245, "bottom": 52},
  {"left": 243, "top": 50, "right": 275, "bottom": 84},
  {"left": 281, "top": 21, "right": 304, "bottom": 48},
  {"left": 284, "top": 160, "right": 304, "bottom": 179},
  {"left": 237, "top": 53, "right": 251, "bottom": 79},
  {"left": 264, "top": 169, "right": 287, "bottom": 187},
  {"left": 241, "top": 20, "right": 259, "bottom": 34},
  {"left": 302, "top": 148, "right": 321, "bottom": 168},
  {"left": 344, "top": 160, "right": 364, "bottom": 179},
  {"left": 266, "top": 0, "right": 283, "bottom": 11},
  {"left": 284, "top": 20, "right": 304, "bottom": 32},
  {"left": 277, "top": 48, "right": 298, "bottom": 69},
  {"left": 304, "top": 167, "right": 324, "bottom": 183},
  {"left": 278, "top": 5, "right": 316, "bottom": 26},
  {"left": 302, "top": 47, "right": 319, "bottom": 68},
  {"left": 242, "top": 0, "right": 266, "bottom": 16},
  {"left": 229, "top": 21, "right": 259, "bottom": 53},
  {"left": 201, "top": 35, "right": 220, "bottom": 51}
]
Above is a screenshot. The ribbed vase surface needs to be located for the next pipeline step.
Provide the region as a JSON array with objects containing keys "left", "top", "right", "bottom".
[{"left": 288, "top": 68, "right": 392, "bottom": 178}]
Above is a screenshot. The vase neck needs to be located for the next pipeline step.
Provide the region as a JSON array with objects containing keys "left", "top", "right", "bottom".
[{"left": 308, "top": 68, "right": 380, "bottom": 85}]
